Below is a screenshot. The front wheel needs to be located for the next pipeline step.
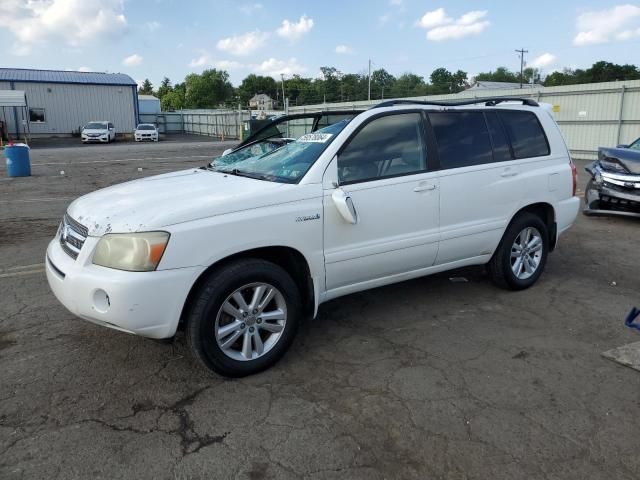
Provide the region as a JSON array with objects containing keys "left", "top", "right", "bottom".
[
  {"left": 185, "top": 259, "right": 301, "bottom": 377},
  {"left": 487, "top": 212, "right": 549, "bottom": 290}
]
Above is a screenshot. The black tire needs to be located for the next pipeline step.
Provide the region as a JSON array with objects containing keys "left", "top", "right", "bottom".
[
  {"left": 487, "top": 212, "right": 549, "bottom": 290},
  {"left": 185, "top": 258, "right": 302, "bottom": 377}
]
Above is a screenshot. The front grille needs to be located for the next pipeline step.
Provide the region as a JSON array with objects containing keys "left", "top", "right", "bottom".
[{"left": 59, "top": 214, "right": 88, "bottom": 260}]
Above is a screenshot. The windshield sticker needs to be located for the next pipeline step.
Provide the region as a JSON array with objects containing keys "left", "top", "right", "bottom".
[{"left": 298, "top": 133, "right": 333, "bottom": 143}]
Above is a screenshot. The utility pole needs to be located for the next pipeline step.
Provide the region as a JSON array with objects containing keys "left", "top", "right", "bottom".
[
  {"left": 368, "top": 59, "right": 371, "bottom": 101},
  {"left": 280, "top": 73, "right": 286, "bottom": 110},
  {"left": 515, "top": 48, "right": 528, "bottom": 89}
]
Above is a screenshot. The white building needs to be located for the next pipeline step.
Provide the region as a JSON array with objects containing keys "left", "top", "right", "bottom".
[
  {"left": 0, "top": 68, "right": 138, "bottom": 138},
  {"left": 138, "top": 94, "right": 161, "bottom": 114},
  {"left": 249, "top": 93, "right": 277, "bottom": 110}
]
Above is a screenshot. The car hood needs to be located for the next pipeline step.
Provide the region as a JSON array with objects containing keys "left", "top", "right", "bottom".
[
  {"left": 67, "top": 168, "right": 308, "bottom": 236},
  {"left": 598, "top": 147, "right": 640, "bottom": 175},
  {"left": 83, "top": 129, "right": 108, "bottom": 134}
]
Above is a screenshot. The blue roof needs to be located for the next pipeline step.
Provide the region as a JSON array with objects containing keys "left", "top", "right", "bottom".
[{"left": 0, "top": 68, "right": 137, "bottom": 86}]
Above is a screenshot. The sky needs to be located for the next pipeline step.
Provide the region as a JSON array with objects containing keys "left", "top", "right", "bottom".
[{"left": 1, "top": 0, "right": 639, "bottom": 88}]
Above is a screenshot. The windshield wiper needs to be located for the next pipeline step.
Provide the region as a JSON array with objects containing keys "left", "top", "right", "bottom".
[{"left": 215, "top": 167, "right": 271, "bottom": 181}]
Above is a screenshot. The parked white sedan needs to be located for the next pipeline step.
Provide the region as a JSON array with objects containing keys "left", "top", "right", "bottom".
[
  {"left": 134, "top": 124, "right": 159, "bottom": 142},
  {"left": 81, "top": 121, "right": 116, "bottom": 143}
]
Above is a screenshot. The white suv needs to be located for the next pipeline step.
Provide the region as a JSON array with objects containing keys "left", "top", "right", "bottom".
[{"left": 46, "top": 98, "right": 580, "bottom": 377}]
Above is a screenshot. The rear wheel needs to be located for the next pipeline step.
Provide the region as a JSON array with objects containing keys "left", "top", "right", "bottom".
[
  {"left": 487, "top": 212, "right": 549, "bottom": 290},
  {"left": 185, "top": 259, "right": 301, "bottom": 377}
]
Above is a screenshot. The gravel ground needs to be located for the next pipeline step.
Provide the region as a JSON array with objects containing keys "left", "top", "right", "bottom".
[{"left": 1, "top": 137, "right": 639, "bottom": 480}]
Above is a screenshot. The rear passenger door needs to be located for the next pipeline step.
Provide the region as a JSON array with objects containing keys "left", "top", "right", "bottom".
[{"left": 429, "top": 110, "right": 523, "bottom": 265}]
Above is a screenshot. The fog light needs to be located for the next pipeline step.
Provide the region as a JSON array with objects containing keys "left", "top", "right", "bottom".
[{"left": 93, "top": 289, "right": 111, "bottom": 313}]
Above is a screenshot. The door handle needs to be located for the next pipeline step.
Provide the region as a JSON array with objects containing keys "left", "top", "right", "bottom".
[
  {"left": 414, "top": 183, "right": 437, "bottom": 192},
  {"left": 501, "top": 169, "right": 518, "bottom": 178}
]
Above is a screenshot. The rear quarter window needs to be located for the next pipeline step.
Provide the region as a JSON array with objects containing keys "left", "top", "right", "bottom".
[{"left": 497, "top": 110, "right": 550, "bottom": 159}]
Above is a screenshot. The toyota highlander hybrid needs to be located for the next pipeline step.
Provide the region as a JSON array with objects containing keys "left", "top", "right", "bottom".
[{"left": 46, "top": 98, "right": 580, "bottom": 377}]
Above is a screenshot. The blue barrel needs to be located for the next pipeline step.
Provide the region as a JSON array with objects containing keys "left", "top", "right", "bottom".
[{"left": 4, "top": 144, "right": 31, "bottom": 177}]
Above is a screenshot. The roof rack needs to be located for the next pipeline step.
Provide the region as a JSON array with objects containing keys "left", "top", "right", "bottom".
[{"left": 371, "top": 97, "right": 539, "bottom": 109}]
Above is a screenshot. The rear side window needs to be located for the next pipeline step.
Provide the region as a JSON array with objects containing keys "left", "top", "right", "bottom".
[
  {"left": 429, "top": 112, "right": 492, "bottom": 169},
  {"left": 497, "top": 110, "right": 550, "bottom": 158},
  {"left": 484, "top": 111, "right": 512, "bottom": 162}
]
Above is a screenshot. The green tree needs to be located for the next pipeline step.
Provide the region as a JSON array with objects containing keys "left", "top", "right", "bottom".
[
  {"left": 371, "top": 68, "right": 396, "bottom": 99},
  {"left": 160, "top": 90, "right": 185, "bottom": 111},
  {"left": 284, "top": 75, "right": 317, "bottom": 105},
  {"left": 474, "top": 67, "right": 519, "bottom": 83},
  {"left": 156, "top": 77, "right": 172, "bottom": 100},
  {"left": 238, "top": 74, "right": 279, "bottom": 106},
  {"left": 429, "top": 68, "right": 468, "bottom": 94},
  {"left": 184, "top": 69, "right": 234, "bottom": 108},
  {"left": 138, "top": 78, "right": 154, "bottom": 95},
  {"left": 389, "top": 73, "right": 427, "bottom": 98}
]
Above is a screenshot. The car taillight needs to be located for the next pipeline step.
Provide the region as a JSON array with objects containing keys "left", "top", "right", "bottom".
[{"left": 570, "top": 159, "right": 577, "bottom": 196}]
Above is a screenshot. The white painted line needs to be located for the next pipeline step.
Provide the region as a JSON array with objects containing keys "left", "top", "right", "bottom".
[
  {"left": 32, "top": 154, "right": 213, "bottom": 166},
  {"left": 0, "top": 197, "right": 75, "bottom": 204},
  {"left": 0, "top": 263, "right": 45, "bottom": 272},
  {"left": 0, "top": 267, "right": 45, "bottom": 278}
]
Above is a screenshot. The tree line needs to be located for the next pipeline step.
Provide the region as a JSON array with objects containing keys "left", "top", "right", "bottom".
[{"left": 136, "top": 61, "right": 640, "bottom": 111}]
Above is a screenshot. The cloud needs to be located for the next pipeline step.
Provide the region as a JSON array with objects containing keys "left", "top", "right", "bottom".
[
  {"left": 416, "top": 8, "right": 490, "bottom": 41},
  {"left": 77, "top": 66, "right": 92, "bottom": 72},
  {"left": 189, "top": 54, "right": 243, "bottom": 70},
  {"left": 123, "top": 53, "right": 143, "bottom": 66},
  {"left": 253, "top": 58, "right": 307, "bottom": 78},
  {"left": 573, "top": 4, "right": 640, "bottom": 46},
  {"left": 335, "top": 44, "right": 353, "bottom": 54},
  {"left": 530, "top": 53, "right": 557, "bottom": 69},
  {"left": 216, "top": 30, "right": 269, "bottom": 56},
  {"left": 144, "top": 21, "right": 161, "bottom": 32},
  {"left": 0, "top": 0, "right": 127, "bottom": 55},
  {"left": 276, "top": 15, "right": 314, "bottom": 40},
  {"left": 239, "top": 3, "right": 263, "bottom": 15},
  {"left": 416, "top": 8, "right": 451, "bottom": 29},
  {"left": 389, "top": 0, "right": 403, "bottom": 5}
]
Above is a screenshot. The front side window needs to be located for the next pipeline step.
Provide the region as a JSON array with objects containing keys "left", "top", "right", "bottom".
[
  {"left": 497, "top": 110, "right": 550, "bottom": 159},
  {"left": 429, "top": 111, "right": 492, "bottom": 169},
  {"left": 338, "top": 113, "right": 426, "bottom": 184},
  {"left": 29, "top": 108, "right": 45, "bottom": 123}
]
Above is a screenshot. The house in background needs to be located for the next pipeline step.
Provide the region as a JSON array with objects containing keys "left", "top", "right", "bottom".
[{"left": 249, "top": 93, "right": 278, "bottom": 110}]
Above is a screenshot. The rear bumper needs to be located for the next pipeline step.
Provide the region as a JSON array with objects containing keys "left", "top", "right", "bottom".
[
  {"left": 46, "top": 237, "right": 200, "bottom": 339},
  {"left": 556, "top": 196, "right": 580, "bottom": 235}
]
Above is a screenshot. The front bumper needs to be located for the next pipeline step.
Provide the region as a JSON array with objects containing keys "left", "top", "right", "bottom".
[
  {"left": 46, "top": 236, "right": 200, "bottom": 339},
  {"left": 135, "top": 135, "right": 158, "bottom": 141},
  {"left": 583, "top": 175, "right": 640, "bottom": 218},
  {"left": 82, "top": 136, "right": 108, "bottom": 143}
]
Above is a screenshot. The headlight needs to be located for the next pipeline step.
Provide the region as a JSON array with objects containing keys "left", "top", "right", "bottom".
[{"left": 93, "top": 232, "right": 170, "bottom": 271}]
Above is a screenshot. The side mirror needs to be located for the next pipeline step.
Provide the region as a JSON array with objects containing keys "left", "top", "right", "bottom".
[
  {"left": 332, "top": 188, "right": 358, "bottom": 224},
  {"left": 616, "top": 144, "right": 629, "bottom": 149},
  {"left": 222, "top": 148, "right": 233, "bottom": 156}
]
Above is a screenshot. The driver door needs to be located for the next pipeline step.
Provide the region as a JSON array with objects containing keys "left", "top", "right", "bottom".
[{"left": 322, "top": 112, "right": 440, "bottom": 293}]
